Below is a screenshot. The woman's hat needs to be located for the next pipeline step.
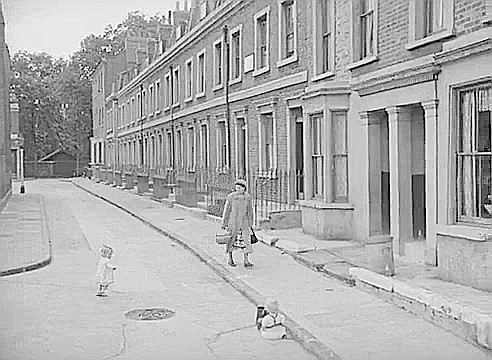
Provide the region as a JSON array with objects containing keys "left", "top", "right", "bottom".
[{"left": 234, "top": 179, "right": 247, "bottom": 189}]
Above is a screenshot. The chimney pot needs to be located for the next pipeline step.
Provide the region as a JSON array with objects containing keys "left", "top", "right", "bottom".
[{"left": 176, "top": 1, "right": 180, "bottom": 11}]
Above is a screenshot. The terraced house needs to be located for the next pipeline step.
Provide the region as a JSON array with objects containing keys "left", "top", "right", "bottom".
[{"left": 91, "top": 0, "right": 492, "bottom": 291}]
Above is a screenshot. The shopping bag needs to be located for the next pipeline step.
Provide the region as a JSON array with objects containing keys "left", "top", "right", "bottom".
[
  {"left": 215, "top": 231, "right": 231, "bottom": 245},
  {"left": 250, "top": 227, "right": 259, "bottom": 244}
]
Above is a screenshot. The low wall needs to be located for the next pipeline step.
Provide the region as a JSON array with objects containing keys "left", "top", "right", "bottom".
[
  {"left": 437, "top": 234, "right": 492, "bottom": 292},
  {"left": 124, "top": 172, "right": 134, "bottom": 189},
  {"left": 114, "top": 171, "right": 122, "bottom": 186},
  {"left": 137, "top": 174, "right": 149, "bottom": 194},
  {"left": 153, "top": 175, "right": 173, "bottom": 199},
  {"left": 300, "top": 201, "right": 354, "bottom": 240},
  {"left": 265, "top": 210, "right": 302, "bottom": 230}
]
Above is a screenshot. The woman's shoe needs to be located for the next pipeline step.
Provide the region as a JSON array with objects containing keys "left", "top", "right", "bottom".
[
  {"left": 244, "top": 261, "right": 254, "bottom": 268},
  {"left": 228, "top": 259, "right": 237, "bottom": 267}
]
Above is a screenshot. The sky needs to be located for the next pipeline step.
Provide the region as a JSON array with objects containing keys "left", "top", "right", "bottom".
[{"left": 2, "top": 0, "right": 178, "bottom": 59}]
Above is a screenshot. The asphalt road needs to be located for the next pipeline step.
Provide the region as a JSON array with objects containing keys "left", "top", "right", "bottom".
[{"left": 0, "top": 179, "right": 316, "bottom": 360}]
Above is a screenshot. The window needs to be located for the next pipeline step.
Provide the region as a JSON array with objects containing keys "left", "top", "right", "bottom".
[
  {"left": 156, "top": 80, "right": 161, "bottom": 111},
  {"left": 166, "top": 131, "right": 173, "bottom": 167},
  {"left": 187, "top": 127, "right": 196, "bottom": 170},
  {"left": 254, "top": 8, "right": 270, "bottom": 74},
  {"left": 332, "top": 112, "right": 348, "bottom": 202},
  {"left": 350, "top": 0, "right": 378, "bottom": 67},
  {"left": 176, "top": 129, "right": 183, "bottom": 168},
  {"left": 407, "top": 0, "right": 453, "bottom": 50},
  {"left": 311, "top": 114, "right": 324, "bottom": 198},
  {"left": 278, "top": 0, "right": 297, "bottom": 66},
  {"left": 456, "top": 84, "right": 491, "bottom": 224},
  {"left": 173, "top": 66, "right": 180, "bottom": 106},
  {"left": 197, "top": 50, "right": 206, "bottom": 97},
  {"left": 126, "top": 100, "right": 130, "bottom": 124},
  {"left": 149, "top": 85, "right": 155, "bottom": 114},
  {"left": 213, "top": 38, "right": 224, "bottom": 89},
  {"left": 230, "top": 26, "right": 242, "bottom": 83},
  {"left": 260, "top": 114, "right": 276, "bottom": 170},
  {"left": 200, "top": 123, "right": 209, "bottom": 167},
  {"left": 131, "top": 97, "right": 135, "bottom": 122},
  {"left": 185, "top": 58, "right": 193, "bottom": 101},
  {"left": 165, "top": 73, "right": 171, "bottom": 109},
  {"left": 137, "top": 93, "right": 141, "bottom": 119},
  {"left": 313, "top": 0, "right": 335, "bottom": 77},
  {"left": 217, "top": 121, "right": 228, "bottom": 169}
]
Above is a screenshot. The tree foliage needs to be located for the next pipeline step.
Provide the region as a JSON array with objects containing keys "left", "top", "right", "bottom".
[{"left": 10, "top": 11, "right": 167, "bottom": 164}]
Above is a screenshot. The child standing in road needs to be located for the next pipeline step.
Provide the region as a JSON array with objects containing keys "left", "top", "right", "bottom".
[{"left": 95, "top": 245, "right": 116, "bottom": 297}]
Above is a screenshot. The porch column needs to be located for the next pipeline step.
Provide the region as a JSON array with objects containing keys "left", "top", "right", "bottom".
[
  {"left": 387, "top": 106, "right": 413, "bottom": 256},
  {"left": 90, "top": 138, "right": 95, "bottom": 164},
  {"left": 360, "top": 112, "right": 382, "bottom": 236},
  {"left": 303, "top": 109, "right": 313, "bottom": 199},
  {"left": 422, "top": 100, "right": 438, "bottom": 265}
]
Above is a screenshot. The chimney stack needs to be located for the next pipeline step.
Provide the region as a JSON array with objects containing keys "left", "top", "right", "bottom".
[
  {"left": 175, "top": 1, "right": 180, "bottom": 11},
  {"left": 184, "top": 1, "right": 188, "bottom": 11}
]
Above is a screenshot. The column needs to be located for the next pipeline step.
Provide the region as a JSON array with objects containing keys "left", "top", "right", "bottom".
[
  {"left": 302, "top": 109, "right": 313, "bottom": 199},
  {"left": 387, "top": 106, "right": 413, "bottom": 256},
  {"left": 360, "top": 111, "right": 382, "bottom": 236},
  {"left": 422, "top": 100, "right": 438, "bottom": 265},
  {"left": 90, "top": 138, "right": 95, "bottom": 165}
]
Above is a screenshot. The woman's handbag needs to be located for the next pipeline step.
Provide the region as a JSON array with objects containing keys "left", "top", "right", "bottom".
[
  {"left": 215, "top": 230, "right": 231, "bottom": 245},
  {"left": 250, "top": 227, "right": 259, "bottom": 244}
]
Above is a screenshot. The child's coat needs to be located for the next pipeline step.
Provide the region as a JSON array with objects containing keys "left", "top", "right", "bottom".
[{"left": 95, "top": 257, "right": 115, "bottom": 285}]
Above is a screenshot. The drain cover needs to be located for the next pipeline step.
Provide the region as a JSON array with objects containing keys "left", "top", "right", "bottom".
[{"left": 125, "top": 308, "right": 175, "bottom": 321}]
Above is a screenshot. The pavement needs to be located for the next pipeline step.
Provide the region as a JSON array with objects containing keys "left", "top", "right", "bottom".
[
  {"left": 2, "top": 177, "right": 492, "bottom": 360},
  {"left": 0, "top": 182, "right": 51, "bottom": 276}
]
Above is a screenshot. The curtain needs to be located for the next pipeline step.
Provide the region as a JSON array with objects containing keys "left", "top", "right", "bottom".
[{"left": 461, "top": 91, "right": 474, "bottom": 217}]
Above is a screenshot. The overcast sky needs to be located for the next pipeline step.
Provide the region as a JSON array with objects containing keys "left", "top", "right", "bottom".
[{"left": 3, "top": 0, "right": 178, "bottom": 59}]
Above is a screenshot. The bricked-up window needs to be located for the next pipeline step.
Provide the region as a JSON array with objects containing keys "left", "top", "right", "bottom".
[
  {"left": 187, "top": 127, "right": 196, "bottom": 170},
  {"left": 260, "top": 114, "right": 276, "bottom": 170},
  {"left": 217, "top": 121, "right": 229, "bottom": 169},
  {"left": 407, "top": 0, "right": 453, "bottom": 49},
  {"left": 197, "top": 50, "right": 206, "bottom": 96},
  {"left": 173, "top": 66, "right": 180, "bottom": 106},
  {"left": 200, "top": 123, "right": 209, "bottom": 167},
  {"left": 156, "top": 80, "right": 161, "bottom": 111},
  {"left": 255, "top": 8, "right": 270, "bottom": 72},
  {"left": 165, "top": 73, "right": 171, "bottom": 109},
  {"left": 278, "top": 0, "right": 297, "bottom": 66},
  {"left": 456, "top": 84, "right": 491, "bottom": 224},
  {"left": 310, "top": 113, "right": 324, "bottom": 198},
  {"left": 332, "top": 112, "right": 348, "bottom": 202},
  {"left": 230, "top": 26, "right": 242, "bottom": 82},
  {"left": 185, "top": 58, "right": 193, "bottom": 101},
  {"left": 213, "top": 39, "right": 223, "bottom": 88},
  {"left": 314, "top": 0, "right": 335, "bottom": 76}
]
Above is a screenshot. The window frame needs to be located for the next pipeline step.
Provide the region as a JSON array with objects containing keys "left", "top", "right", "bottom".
[
  {"left": 216, "top": 120, "right": 229, "bottom": 170},
  {"left": 407, "top": 0, "right": 454, "bottom": 50},
  {"left": 312, "top": 0, "right": 336, "bottom": 81},
  {"left": 185, "top": 57, "right": 194, "bottom": 103},
  {"left": 213, "top": 37, "right": 224, "bottom": 91},
  {"left": 453, "top": 81, "right": 491, "bottom": 226},
  {"left": 348, "top": 0, "right": 379, "bottom": 70},
  {"left": 229, "top": 24, "right": 243, "bottom": 85},
  {"left": 187, "top": 125, "right": 197, "bottom": 171},
  {"left": 254, "top": 6, "right": 271, "bottom": 76},
  {"left": 310, "top": 112, "right": 325, "bottom": 199},
  {"left": 148, "top": 84, "right": 154, "bottom": 116},
  {"left": 196, "top": 48, "right": 206, "bottom": 98},
  {"left": 331, "top": 110, "right": 349, "bottom": 203},
  {"left": 259, "top": 112, "right": 277, "bottom": 171},
  {"left": 155, "top": 79, "right": 162, "bottom": 114},
  {"left": 277, "top": 0, "right": 298, "bottom": 68},
  {"left": 164, "top": 72, "right": 171, "bottom": 110},
  {"left": 172, "top": 65, "right": 180, "bottom": 107}
]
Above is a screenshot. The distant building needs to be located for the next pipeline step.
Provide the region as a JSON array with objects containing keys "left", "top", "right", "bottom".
[
  {"left": 0, "top": 2, "right": 12, "bottom": 211},
  {"left": 92, "top": 0, "right": 492, "bottom": 291}
]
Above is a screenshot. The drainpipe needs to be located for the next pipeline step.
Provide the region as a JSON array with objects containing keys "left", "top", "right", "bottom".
[
  {"left": 170, "top": 64, "right": 175, "bottom": 169},
  {"left": 223, "top": 25, "right": 231, "bottom": 169}
]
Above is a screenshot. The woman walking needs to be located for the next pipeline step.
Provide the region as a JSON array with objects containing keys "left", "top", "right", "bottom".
[{"left": 221, "top": 179, "right": 254, "bottom": 268}]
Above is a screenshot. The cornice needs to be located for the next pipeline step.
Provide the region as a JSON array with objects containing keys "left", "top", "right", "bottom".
[
  {"left": 351, "top": 63, "right": 440, "bottom": 97},
  {"left": 434, "top": 38, "right": 491, "bottom": 65},
  {"left": 303, "top": 81, "right": 351, "bottom": 100}
]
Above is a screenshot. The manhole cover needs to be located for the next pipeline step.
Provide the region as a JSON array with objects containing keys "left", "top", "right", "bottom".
[{"left": 125, "top": 308, "right": 175, "bottom": 321}]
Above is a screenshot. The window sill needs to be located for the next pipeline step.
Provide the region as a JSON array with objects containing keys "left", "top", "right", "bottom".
[
  {"left": 164, "top": 106, "right": 171, "bottom": 112},
  {"left": 229, "top": 77, "right": 242, "bottom": 86},
  {"left": 436, "top": 223, "right": 491, "bottom": 242},
  {"left": 483, "top": 17, "right": 492, "bottom": 25},
  {"left": 276, "top": 54, "right": 298, "bottom": 68},
  {"left": 311, "top": 71, "right": 335, "bottom": 82},
  {"left": 155, "top": 109, "right": 162, "bottom": 115},
  {"left": 149, "top": 113, "right": 154, "bottom": 118},
  {"left": 213, "top": 84, "right": 223, "bottom": 92},
  {"left": 172, "top": 103, "right": 180, "bottom": 109},
  {"left": 196, "top": 92, "right": 205, "bottom": 99},
  {"left": 253, "top": 67, "right": 270, "bottom": 77},
  {"left": 406, "top": 29, "right": 455, "bottom": 50},
  {"left": 299, "top": 200, "right": 354, "bottom": 210},
  {"left": 129, "top": 122, "right": 135, "bottom": 127},
  {"left": 347, "top": 55, "right": 379, "bottom": 71},
  {"left": 184, "top": 97, "right": 193, "bottom": 103}
]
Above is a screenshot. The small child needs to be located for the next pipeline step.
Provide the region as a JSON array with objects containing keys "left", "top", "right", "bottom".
[
  {"left": 95, "top": 245, "right": 116, "bottom": 297},
  {"left": 259, "top": 299, "right": 287, "bottom": 340}
]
